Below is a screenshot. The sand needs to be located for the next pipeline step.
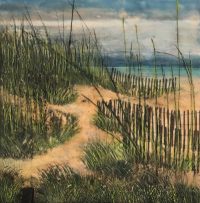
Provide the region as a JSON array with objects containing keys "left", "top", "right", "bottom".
[{"left": 0, "top": 78, "right": 200, "bottom": 185}]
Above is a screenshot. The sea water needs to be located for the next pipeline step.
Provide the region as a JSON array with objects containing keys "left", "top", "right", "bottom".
[{"left": 113, "top": 66, "right": 200, "bottom": 78}]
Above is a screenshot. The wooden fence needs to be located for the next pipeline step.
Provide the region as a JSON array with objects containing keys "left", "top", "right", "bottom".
[
  {"left": 97, "top": 99, "right": 200, "bottom": 173},
  {"left": 110, "top": 68, "right": 177, "bottom": 98}
]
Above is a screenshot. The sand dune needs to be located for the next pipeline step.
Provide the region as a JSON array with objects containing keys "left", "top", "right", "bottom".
[{"left": 1, "top": 79, "right": 200, "bottom": 185}]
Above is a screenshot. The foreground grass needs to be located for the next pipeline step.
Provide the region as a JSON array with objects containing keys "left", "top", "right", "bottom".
[
  {"left": 35, "top": 164, "right": 200, "bottom": 203},
  {"left": 0, "top": 168, "right": 23, "bottom": 203},
  {"left": 1, "top": 141, "right": 199, "bottom": 203}
]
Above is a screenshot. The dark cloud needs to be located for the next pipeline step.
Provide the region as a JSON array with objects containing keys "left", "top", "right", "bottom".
[
  {"left": 0, "top": 0, "right": 199, "bottom": 18},
  {"left": 0, "top": 2, "right": 31, "bottom": 11}
]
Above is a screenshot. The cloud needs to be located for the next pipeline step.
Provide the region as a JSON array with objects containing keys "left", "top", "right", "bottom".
[
  {"left": 0, "top": 3, "right": 31, "bottom": 12},
  {"left": 0, "top": 0, "right": 199, "bottom": 19}
]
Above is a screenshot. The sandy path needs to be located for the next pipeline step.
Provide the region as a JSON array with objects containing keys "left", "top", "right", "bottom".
[{"left": 0, "top": 85, "right": 124, "bottom": 179}]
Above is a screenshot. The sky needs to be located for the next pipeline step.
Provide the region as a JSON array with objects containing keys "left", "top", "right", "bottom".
[
  {"left": 0, "top": 1, "right": 199, "bottom": 21},
  {"left": 0, "top": 0, "right": 199, "bottom": 14},
  {"left": 0, "top": 1, "right": 200, "bottom": 61}
]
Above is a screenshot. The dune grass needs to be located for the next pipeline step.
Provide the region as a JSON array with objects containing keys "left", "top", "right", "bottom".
[
  {"left": 0, "top": 24, "right": 115, "bottom": 105},
  {"left": 0, "top": 168, "right": 23, "bottom": 203},
  {"left": 0, "top": 92, "right": 79, "bottom": 159},
  {"left": 83, "top": 141, "right": 133, "bottom": 178},
  {"left": 35, "top": 162, "right": 200, "bottom": 203}
]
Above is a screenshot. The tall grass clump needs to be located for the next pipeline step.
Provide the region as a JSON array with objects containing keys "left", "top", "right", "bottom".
[
  {"left": 0, "top": 168, "right": 23, "bottom": 203},
  {"left": 0, "top": 91, "right": 78, "bottom": 159},
  {"left": 0, "top": 26, "right": 78, "bottom": 105},
  {"left": 83, "top": 141, "right": 133, "bottom": 178},
  {"left": 93, "top": 111, "right": 121, "bottom": 134}
]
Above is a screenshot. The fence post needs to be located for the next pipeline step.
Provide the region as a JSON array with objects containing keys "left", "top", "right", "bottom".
[{"left": 21, "top": 188, "right": 34, "bottom": 203}]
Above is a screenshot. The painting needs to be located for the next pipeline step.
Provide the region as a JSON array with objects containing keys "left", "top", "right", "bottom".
[{"left": 0, "top": 1, "right": 200, "bottom": 202}]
